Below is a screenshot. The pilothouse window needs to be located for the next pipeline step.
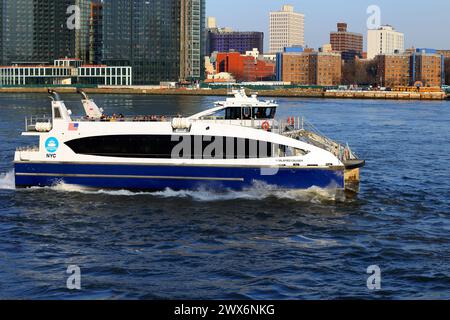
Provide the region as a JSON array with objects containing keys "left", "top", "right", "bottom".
[
  {"left": 253, "top": 107, "right": 276, "bottom": 119},
  {"left": 225, "top": 108, "right": 241, "bottom": 120},
  {"left": 223, "top": 107, "right": 276, "bottom": 120},
  {"left": 53, "top": 107, "right": 62, "bottom": 119}
]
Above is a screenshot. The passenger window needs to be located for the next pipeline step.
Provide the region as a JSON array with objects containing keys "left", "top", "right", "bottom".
[
  {"left": 278, "top": 145, "right": 308, "bottom": 157},
  {"left": 225, "top": 108, "right": 241, "bottom": 120},
  {"left": 294, "top": 148, "right": 308, "bottom": 156},
  {"left": 209, "top": 109, "right": 225, "bottom": 119}
]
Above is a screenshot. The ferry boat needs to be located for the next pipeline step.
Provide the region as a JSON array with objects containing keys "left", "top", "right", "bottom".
[{"left": 14, "top": 89, "right": 365, "bottom": 193}]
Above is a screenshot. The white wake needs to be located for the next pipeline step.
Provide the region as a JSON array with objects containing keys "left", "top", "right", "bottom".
[
  {"left": 40, "top": 180, "right": 343, "bottom": 203},
  {"left": 0, "top": 170, "right": 15, "bottom": 190}
]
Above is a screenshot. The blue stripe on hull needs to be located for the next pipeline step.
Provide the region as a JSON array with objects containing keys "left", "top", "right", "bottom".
[{"left": 14, "top": 162, "right": 345, "bottom": 190}]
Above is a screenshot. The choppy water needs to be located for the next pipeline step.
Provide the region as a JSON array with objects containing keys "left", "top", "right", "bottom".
[{"left": 0, "top": 93, "right": 449, "bottom": 299}]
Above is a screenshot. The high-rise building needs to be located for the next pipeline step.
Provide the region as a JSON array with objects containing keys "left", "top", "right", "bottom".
[
  {"left": 207, "top": 30, "right": 264, "bottom": 56},
  {"left": 0, "top": 1, "right": 3, "bottom": 63},
  {"left": 89, "top": 0, "right": 103, "bottom": 65},
  {"left": 75, "top": 0, "right": 92, "bottom": 64},
  {"left": 330, "top": 23, "right": 363, "bottom": 62},
  {"left": 180, "top": 0, "right": 205, "bottom": 82},
  {"left": 269, "top": 5, "right": 305, "bottom": 54},
  {"left": 367, "top": 25, "right": 405, "bottom": 60},
  {"left": 103, "top": 0, "right": 205, "bottom": 85},
  {"left": 0, "top": 0, "right": 93, "bottom": 65}
]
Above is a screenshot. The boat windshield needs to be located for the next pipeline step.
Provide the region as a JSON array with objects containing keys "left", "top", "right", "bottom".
[{"left": 210, "top": 107, "right": 277, "bottom": 120}]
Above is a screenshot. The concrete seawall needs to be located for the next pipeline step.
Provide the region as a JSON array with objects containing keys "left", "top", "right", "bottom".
[{"left": 0, "top": 87, "right": 447, "bottom": 100}]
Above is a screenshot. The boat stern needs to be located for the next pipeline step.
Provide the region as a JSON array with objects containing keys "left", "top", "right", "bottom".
[{"left": 343, "top": 159, "right": 365, "bottom": 193}]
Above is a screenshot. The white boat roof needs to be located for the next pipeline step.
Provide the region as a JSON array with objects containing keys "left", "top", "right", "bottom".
[{"left": 189, "top": 88, "right": 278, "bottom": 120}]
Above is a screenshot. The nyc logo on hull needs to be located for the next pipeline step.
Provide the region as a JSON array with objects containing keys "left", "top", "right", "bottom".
[{"left": 45, "top": 137, "right": 59, "bottom": 159}]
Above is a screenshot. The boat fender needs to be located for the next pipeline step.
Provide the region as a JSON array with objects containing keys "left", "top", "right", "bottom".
[
  {"left": 172, "top": 118, "right": 192, "bottom": 130},
  {"left": 35, "top": 122, "right": 52, "bottom": 132}
]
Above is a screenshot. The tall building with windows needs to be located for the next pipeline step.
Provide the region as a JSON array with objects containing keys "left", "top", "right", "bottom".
[
  {"left": 376, "top": 49, "right": 443, "bottom": 88},
  {"left": 180, "top": 0, "right": 205, "bottom": 82},
  {"left": 1, "top": 0, "right": 38, "bottom": 64},
  {"left": 75, "top": 0, "right": 92, "bottom": 64},
  {"left": 269, "top": 5, "right": 305, "bottom": 54},
  {"left": 89, "top": 0, "right": 103, "bottom": 65},
  {"left": 277, "top": 49, "right": 342, "bottom": 86},
  {"left": 0, "top": 1, "right": 3, "bottom": 63},
  {"left": 411, "top": 49, "right": 444, "bottom": 87},
  {"left": 367, "top": 25, "right": 405, "bottom": 60},
  {"left": 377, "top": 54, "right": 411, "bottom": 87},
  {"left": 207, "top": 30, "right": 264, "bottom": 56},
  {"left": 103, "top": 0, "right": 205, "bottom": 85},
  {"left": 330, "top": 23, "right": 363, "bottom": 62},
  {"left": 0, "top": 0, "right": 92, "bottom": 65}
]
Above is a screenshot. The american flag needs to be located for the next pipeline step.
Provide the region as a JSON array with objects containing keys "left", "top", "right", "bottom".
[{"left": 68, "top": 123, "right": 79, "bottom": 131}]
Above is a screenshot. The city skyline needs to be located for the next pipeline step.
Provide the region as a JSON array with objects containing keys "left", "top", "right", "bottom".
[{"left": 206, "top": 0, "right": 450, "bottom": 51}]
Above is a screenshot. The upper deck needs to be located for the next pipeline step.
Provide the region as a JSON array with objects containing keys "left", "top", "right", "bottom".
[{"left": 23, "top": 88, "right": 361, "bottom": 163}]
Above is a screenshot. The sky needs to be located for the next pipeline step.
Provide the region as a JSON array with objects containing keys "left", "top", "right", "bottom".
[{"left": 206, "top": 0, "right": 450, "bottom": 52}]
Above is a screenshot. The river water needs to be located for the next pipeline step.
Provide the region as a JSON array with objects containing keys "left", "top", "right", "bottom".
[{"left": 0, "top": 93, "right": 449, "bottom": 299}]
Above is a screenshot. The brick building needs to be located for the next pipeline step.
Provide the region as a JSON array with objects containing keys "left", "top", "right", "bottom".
[
  {"left": 376, "top": 49, "right": 444, "bottom": 87},
  {"left": 281, "top": 53, "right": 313, "bottom": 84},
  {"left": 277, "top": 50, "right": 342, "bottom": 86},
  {"left": 436, "top": 50, "right": 450, "bottom": 59},
  {"left": 411, "top": 49, "right": 444, "bottom": 87},
  {"left": 311, "top": 53, "right": 342, "bottom": 86},
  {"left": 377, "top": 54, "right": 410, "bottom": 87},
  {"left": 330, "top": 23, "right": 363, "bottom": 62},
  {"left": 215, "top": 52, "right": 275, "bottom": 82}
]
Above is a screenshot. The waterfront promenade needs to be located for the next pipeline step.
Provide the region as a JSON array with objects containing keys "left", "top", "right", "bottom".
[{"left": 0, "top": 87, "right": 447, "bottom": 100}]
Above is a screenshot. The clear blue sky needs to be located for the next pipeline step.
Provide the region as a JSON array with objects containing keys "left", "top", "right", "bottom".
[{"left": 206, "top": 0, "right": 450, "bottom": 52}]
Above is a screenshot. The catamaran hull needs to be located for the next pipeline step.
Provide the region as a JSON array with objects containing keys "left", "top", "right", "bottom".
[{"left": 14, "top": 162, "right": 345, "bottom": 191}]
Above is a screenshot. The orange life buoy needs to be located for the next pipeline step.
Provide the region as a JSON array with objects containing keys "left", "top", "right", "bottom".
[{"left": 262, "top": 121, "right": 270, "bottom": 131}]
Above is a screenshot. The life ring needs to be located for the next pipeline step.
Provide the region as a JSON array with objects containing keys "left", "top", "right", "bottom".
[{"left": 262, "top": 121, "right": 270, "bottom": 131}]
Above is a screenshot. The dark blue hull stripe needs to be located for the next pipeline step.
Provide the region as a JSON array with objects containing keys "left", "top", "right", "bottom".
[
  {"left": 16, "top": 172, "right": 245, "bottom": 182},
  {"left": 14, "top": 162, "right": 345, "bottom": 190}
]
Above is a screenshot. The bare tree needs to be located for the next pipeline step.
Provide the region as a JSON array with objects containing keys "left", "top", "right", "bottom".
[
  {"left": 341, "top": 59, "right": 378, "bottom": 86},
  {"left": 342, "top": 61, "right": 356, "bottom": 85}
]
